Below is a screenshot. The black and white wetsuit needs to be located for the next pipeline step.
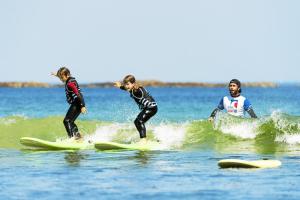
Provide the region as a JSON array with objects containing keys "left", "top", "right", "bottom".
[
  {"left": 121, "top": 86, "right": 158, "bottom": 138},
  {"left": 63, "top": 77, "right": 85, "bottom": 138}
]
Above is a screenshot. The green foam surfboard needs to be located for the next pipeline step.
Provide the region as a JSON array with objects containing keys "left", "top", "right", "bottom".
[
  {"left": 94, "top": 141, "right": 160, "bottom": 151},
  {"left": 20, "top": 137, "right": 93, "bottom": 150},
  {"left": 218, "top": 159, "right": 282, "bottom": 169}
]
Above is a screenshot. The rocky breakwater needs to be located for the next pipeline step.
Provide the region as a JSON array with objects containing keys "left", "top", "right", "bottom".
[{"left": 0, "top": 82, "right": 50, "bottom": 88}]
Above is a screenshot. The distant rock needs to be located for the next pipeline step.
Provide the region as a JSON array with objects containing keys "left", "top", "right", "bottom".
[
  {"left": 0, "top": 82, "right": 50, "bottom": 88},
  {"left": 80, "top": 81, "right": 278, "bottom": 88}
]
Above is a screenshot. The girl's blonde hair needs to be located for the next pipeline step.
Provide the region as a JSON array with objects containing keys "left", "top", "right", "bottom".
[{"left": 57, "top": 67, "right": 71, "bottom": 78}]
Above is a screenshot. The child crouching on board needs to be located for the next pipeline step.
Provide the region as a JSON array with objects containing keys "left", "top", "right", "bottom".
[
  {"left": 114, "top": 75, "right": 158, "bottom": 142},
  {"left": 51, "top": 67, "right": 87, "bottom": 139}
]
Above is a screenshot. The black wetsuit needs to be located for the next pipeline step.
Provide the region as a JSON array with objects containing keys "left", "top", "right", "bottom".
[
  {"left": 64, "top": 77, "right": 85, "bottom": 138},
  {"left": 121, "top": 86, "right": 157, "bottom": 138}
]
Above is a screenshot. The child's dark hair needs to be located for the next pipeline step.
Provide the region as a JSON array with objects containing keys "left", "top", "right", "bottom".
[
  {"left": 123, "top": 75, "right": 140, "bottom": 90},
  {"left": 123, "top": 75, "right": 136, "bottom": 84},
  {"left": 57, "top": 67, "right": 71, "bottom": 78}
]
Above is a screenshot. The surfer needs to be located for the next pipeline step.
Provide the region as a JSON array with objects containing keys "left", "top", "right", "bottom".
[
  {"left": 209, "top": 79, "right": 257, "bottom": 120},
  {"left": 51, "top": 67, "right": 87, "bottom": 139},
  {"left": 114, "top": 75, "right": 158, "bottom": 142}
]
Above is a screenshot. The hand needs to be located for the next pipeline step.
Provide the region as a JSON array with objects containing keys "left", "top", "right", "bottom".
[
  {"left": 114, "top": 81, "right": 122, "bottom": 88},
  {"left": 208, "top": 117, "right": 214, "bottom": 122},
  {"left": 81, "top": 107, "right": 87, "bottom": 114},
  {"left": 51, "top": 72, "right": 58, "bottom": 77}
]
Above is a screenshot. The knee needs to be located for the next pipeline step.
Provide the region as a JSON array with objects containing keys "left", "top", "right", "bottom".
[
  {"left": 63, "top": 118, "right": 70, "bottom": 125},
  {"left": 134, "top": 118, "right": 143, "bottom": 126},
  {"left": 154, "top": 107, "right": 158, "bottom": 114},
  {"left": 134, "top": 118, "right": 140, "bottom": 126}
]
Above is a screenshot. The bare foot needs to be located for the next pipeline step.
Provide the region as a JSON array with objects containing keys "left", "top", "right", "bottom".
[
  {"left": 139, "top": 138, "right": 147, "bottom": 145},
  {"left": 74, "top": 133, "right": 83, "bottom": 141}
]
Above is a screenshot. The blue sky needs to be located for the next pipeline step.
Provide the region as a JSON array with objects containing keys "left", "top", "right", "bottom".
[{"left": 0, "top": 0, "right": 299, "bottom": 83}]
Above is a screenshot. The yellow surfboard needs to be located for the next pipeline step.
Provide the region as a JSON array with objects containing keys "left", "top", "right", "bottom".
[
  {"left": 218, "top": 159, "right": 282, "bottom": 169},
  {"left": 94, "top": 141, "right": 160, "bottom": 151},
  {"left": 20, "top": 137, "right": 93, "bottom": 150}
]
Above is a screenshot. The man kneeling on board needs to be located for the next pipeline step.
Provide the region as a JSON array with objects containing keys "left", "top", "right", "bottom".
[{"left": 209, "top": 79, "right": 257, "bottom": 121}]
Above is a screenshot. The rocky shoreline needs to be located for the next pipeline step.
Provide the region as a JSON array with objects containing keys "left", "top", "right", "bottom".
[
  {"left": 0, "top": 82, "right": 50, "bottom": 88},
  {"left": 0, "top": 81, "right": 278, "bottom": 88}
]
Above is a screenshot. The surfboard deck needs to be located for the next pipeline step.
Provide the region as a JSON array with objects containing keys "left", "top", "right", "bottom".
[
  {"left": 218, "top": 159, "right": 282, "bottom": 169},
  {"left": 94, "top": 141, "right": 160, "bottom": 151},
  {"left": 20, "top": 137, "right": 93, "bottom": 150}
]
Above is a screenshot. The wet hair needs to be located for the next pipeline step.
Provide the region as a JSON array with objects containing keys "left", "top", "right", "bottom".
[
  {"left": 57, "top": 67, "right": 71, "bottom": 78},
  {"left": 122, "top": 75, "right": 140, "bottom": 90},
  {"left": 229, "top": 79, "right": 242, "bottom": 93},
  {"left": 123, "top": 75, "right": 136, "bottom": 84}
]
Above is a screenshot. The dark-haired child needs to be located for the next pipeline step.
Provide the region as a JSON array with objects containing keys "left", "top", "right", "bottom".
[{"left": 114, "top": 75, "right": 158, "bottom": 142}]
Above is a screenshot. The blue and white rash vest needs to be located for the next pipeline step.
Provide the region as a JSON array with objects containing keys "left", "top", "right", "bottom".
[{"left": 217, "top": 95, "right": 252, "bottom": 117}]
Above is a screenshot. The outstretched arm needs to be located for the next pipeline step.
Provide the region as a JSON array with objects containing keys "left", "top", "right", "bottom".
[
  {"left": 114, "top": 82, "right": 126, "bottom": 90},
  {"left": 51, "top": 72, "right": 58, "bottom": 77}
]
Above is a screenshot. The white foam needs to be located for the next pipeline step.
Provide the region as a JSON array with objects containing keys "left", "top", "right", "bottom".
[
  {"left": 0, "top": 114, "right": 28, "bottom": 125},
  {"left": 0, "top": 118, "right": 16, "bottom": 125},
  {"left": 82, "top": 122, "right": 187, "bottom": 150},
  {"left": 152, "top": 123, "right": 186, "bottom": 149},
  {"left": 85, "top": 124, "right": 124, "bottom": 143},
  {"left": 219, "top": 121, "right": 259, "bottom": 139},
  {"left": 269, "top": 111, "right": 300, "bottom": 144},
  {"left": 275, "top": 134, "right": 300, "bottom": 145},
  {"left": 11, "top": 114, "right": 29, "bottom": 120},
  {"left": 214, "top": 113, "right": 260, "bottom": 139}
]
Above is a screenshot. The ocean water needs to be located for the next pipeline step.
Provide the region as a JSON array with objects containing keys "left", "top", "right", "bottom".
[{"left": 0, "top": 86, "right": 300, "bottom": 199}]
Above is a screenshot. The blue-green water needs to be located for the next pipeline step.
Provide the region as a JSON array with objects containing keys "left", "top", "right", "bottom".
[{"left": 1, "top": 86, "right": 300, "bottom": 199}]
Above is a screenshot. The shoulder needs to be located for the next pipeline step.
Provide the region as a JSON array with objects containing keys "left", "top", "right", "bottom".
[
  {"left": 240, "top": 96, "right": 252, "bottom": 108},
  {"left": 141, "top": 86, "right": 148, "bottom": 93},
  {"left": 67, "top": 77, "right": 77, "bottom": 84},
  {"left": 67, "top": 77, "right": 78, "bottom": 87},
  {"left": 132, "top": 87, "right": 144, "bottom": 96},
  {"left": 222, "top": 96, "right": 230, "bottom": 102},
  {"left": 136, "top": 87, "right": 146, "bottom": 93},
  {"left": 70, "top": 77, "right": 77, "bottom": 82},
  {"left": 217, "top": 96, "right": 226, "bottom": 108},
  {"left": 238, "top": 95, "right": 246, "bottom": 101}
]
